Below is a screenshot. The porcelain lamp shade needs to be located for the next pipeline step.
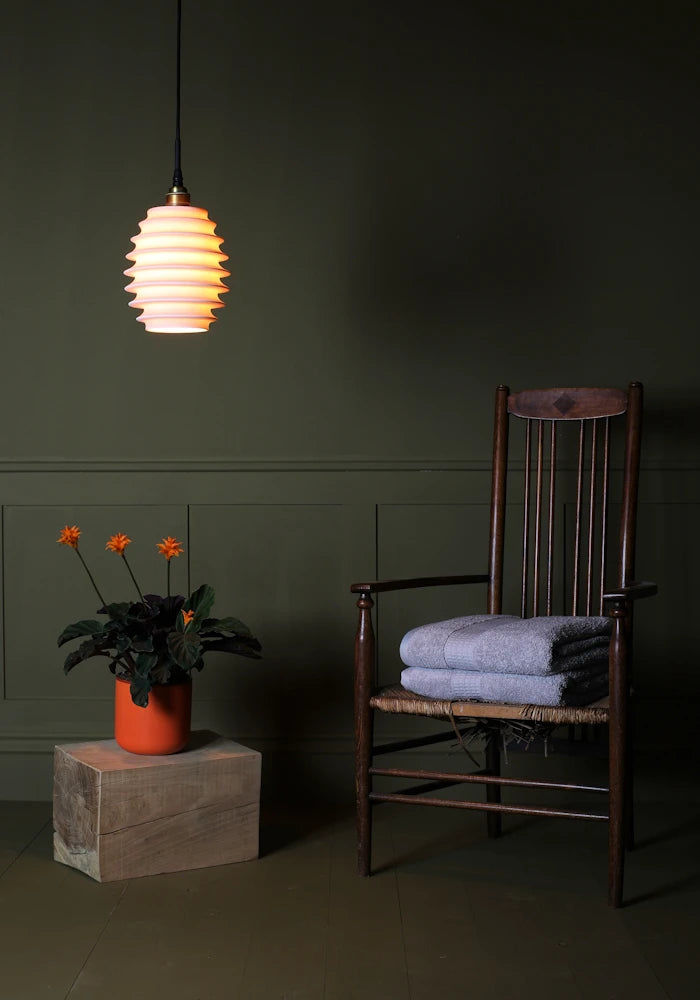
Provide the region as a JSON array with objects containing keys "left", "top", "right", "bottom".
[{"left": 124, "top": 204, "right": 230, "bottom": 333}]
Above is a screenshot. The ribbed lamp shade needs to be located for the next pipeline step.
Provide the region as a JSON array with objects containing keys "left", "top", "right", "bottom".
[{"left": 124, "top": 204, "right": 230, "bottom": 333}]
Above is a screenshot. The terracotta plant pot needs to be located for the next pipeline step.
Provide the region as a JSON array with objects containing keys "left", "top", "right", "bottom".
[{"left": 114, "top": 676, "right": 192, "bottom": 755}]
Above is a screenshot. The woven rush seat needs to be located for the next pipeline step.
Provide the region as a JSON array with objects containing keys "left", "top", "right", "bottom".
[
  {"left": 352, "top": 383, "right": 658, "bottom": 907},
  {"left": 370, "top": 683, "right": 610, "bottom": 724}
]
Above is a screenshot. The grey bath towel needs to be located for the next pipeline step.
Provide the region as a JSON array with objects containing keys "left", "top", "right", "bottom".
[
  {"left": 399, "top": 614, "right": 611, "bottom": 676},
  {"left": 400, "top": 664, "right": 609, "bottom": 707}
]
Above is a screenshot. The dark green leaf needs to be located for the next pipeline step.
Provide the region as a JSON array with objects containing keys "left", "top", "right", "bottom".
[
  {"left": 151, "top": 661, "right": 173, "bottom": 685},
  {"left": 200, "top": 636, "right": 262, "bottom": 659},
  {"left": 129, "top": 674, "right": 152, "bottom": 708},
  {"left": 131, "top": 636, "right": 155, "bottom": 653},
  {"left": 129, "top": 600, "right": 159, "bottom": 622},
  {"left": 184, "top": 584, "right": 215, "bottom": 621},
  {"left": 135, "top": 652, "right": 158, "bottom": 676},
  {"left": 99, "top": 602, "right": 132, "bottom": 620},
  {"left": 144, "top": 594, "right": 184, "bottom": 617},
  {"left": 142, "top": 593, "right": 167, "bottom": 607},
  {"left": 201, "top": 616, "right": 254, "bottom": 638},
  {"left": 167, "top": 631, "right": 203, "bottom": 670},
  {"left": 113, "top": 660, "right": 131, "bottom": 680},
  {"left": 63, "top": 637, "right": 109, "bottom": 674},
  {"left": 57, "top": 620, "right": 105, "bottom": 648}
]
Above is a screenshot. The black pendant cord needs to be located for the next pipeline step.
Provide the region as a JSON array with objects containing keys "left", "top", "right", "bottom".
[{"left": 172, "top": 0, "right": 185, "bottom": 190}]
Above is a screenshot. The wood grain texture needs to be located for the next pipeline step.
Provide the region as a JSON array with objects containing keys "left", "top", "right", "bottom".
[
  {"left": 6, "top": 790, "right": 693, "bottom": 1000},
  {"left": 53, "top": 746, "right": 101, "bottom": 879},
  {"left": 508, "top": 386, "right": 628, "bottom": 420},
  {"left": 353, "top": 383, "right": 653, "bottom": 906},
  {"left": 53, "top": 730, "right": 261, "bottom": 882}
]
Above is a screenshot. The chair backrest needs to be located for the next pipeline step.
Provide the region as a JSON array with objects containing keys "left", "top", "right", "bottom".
[{"left": 487, "top": 383, "right": 643, "bottom": 618}]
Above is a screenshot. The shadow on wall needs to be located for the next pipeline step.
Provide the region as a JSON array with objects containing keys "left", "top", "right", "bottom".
[
  {"left": 197, "top": 621, "right": 353, "bottom": 805},
  {"left": 644, "top": 394, "right": 700, "bottom": 468}
]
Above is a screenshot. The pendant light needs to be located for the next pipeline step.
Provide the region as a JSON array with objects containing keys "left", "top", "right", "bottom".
[{"left": 124, "top": 0, "right": 229, "bottom": 334}]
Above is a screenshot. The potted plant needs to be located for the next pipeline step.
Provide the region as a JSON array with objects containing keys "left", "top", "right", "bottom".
[{"left": 57, "top": 525, "right": 261, "bottom": 754}]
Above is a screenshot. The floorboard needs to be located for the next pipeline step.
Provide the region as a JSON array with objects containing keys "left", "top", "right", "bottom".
[
  {"left": 0, "top": 749, "right": 698, "bottom": 1000},
  {"left": 0, "top": 801, "right": 51, "bottom": 878},
  {"left": 324, "top": 810, "right": 409, "bottom": 1000},
  {"left": 0, "top": 822, "right": 126, "bottom": 1000}
]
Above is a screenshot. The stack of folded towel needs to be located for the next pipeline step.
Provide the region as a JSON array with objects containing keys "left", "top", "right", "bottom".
[{"left": 399, "top": 614, "right": 611, "bottom": 706}]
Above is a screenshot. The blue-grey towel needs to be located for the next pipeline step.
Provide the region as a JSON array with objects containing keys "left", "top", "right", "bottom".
[
  {"left": 399, "top": 614, "right": 611, "bottom": 676},
  {"left": 400, "top": 665, "right": 609, "bottom": 707}
]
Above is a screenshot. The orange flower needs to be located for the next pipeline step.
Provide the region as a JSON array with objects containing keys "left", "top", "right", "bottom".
[
  {"left": 181, "top": 609, "right": 195, "bottom": 626},
  {"left": 57, "top": 525, "right": 81, "bottom": 549},
  {"left": 105, "top": 533, "right": 132, "bottom": 556},
  {"left": 157, "top": 536, "right": 184, "bottom": 561}
]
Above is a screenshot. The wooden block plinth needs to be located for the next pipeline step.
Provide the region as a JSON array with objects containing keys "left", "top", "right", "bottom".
[{"left": 53, "top": 730, "right": 261, "bottom": 882}]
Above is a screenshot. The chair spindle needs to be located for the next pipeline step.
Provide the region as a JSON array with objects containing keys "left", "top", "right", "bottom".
[
  {"left": 546, "top": 421, "right": 557, "bottom": 615},
  {"left": 599, "top": 418, "right": 611, "bottom": 614},
  {"left": 586, "top": 420, "right": 599, "bottom": 615},
  {"left": 572, "top": 420, "right": 585, "bottom": 615},
  {"left": 521, "top": 419, "right": 532, "bottom": 618},
  {"left": 533, "top": 420, "right": 544, "bottom": 616}
]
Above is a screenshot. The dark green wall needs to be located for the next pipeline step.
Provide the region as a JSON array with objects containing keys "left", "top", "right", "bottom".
[{"left": 0, "top": 1, "right": 698, "bottom": 797}]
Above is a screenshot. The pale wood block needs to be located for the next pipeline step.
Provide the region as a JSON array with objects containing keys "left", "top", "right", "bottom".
[{"left": 53, "top": 730, "right": 261, "bottom": 882}]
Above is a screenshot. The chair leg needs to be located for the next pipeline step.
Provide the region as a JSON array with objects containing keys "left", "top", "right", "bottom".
[
  {"left": 608, "top": 607, "right": 628, "bottom": 907},
  {"left": 356, "top": 713, "right": 373, "bottom": 876},
  {"left": 608, "top": 727, "right": 625, "bottom": 907},
  {"left": 354, "top": 593, "right": 375, "bottom": 876},
  {"left": 624, "top": 700, "right": 635, "bottom": 850},
  {"left": 485, "top": 732, "right": 502, "bottom": 838}
]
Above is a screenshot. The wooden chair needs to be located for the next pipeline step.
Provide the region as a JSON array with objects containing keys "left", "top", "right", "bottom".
[{"left": 351, "top": 383, "right": 656, "bottom": 907}]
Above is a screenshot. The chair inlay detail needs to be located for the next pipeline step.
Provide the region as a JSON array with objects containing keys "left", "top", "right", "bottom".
[{"left": 553, "top": 393, "right": 576, "bottom": 415}]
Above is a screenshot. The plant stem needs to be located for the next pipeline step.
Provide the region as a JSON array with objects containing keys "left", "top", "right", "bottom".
[
  {"left": 75, "top": 548, "right": 107, "bottom": 607},
  {"left": 167, "top": 558, "right": 171, "bottom": 597},
  {"left": 122, "top": 553, "right": 148, "bottom": 606}
]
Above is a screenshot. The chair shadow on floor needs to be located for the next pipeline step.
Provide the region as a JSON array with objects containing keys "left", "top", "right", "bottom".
[
  {"left": 372, "top": 810, "right": 544, "bottom": 876},
  {"left": 627, "top": 871, "right": 700, "bottom": 907},
  {"left": 375, "top": 798, "right": 700, "bottom": 908},
  {"left": 259, "top": 800, "right": 352, "bottom": 856}
]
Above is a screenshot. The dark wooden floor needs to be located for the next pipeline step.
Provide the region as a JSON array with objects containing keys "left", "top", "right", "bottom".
[{"left": 1, "top": 747, "right": 698, "bottom": 999}]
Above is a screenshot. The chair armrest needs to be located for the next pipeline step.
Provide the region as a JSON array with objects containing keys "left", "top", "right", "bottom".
[
  {"left": 603, "top": 581, "right": 657, "bottom": 603},
  {"left": 351, "top": 574, "right": 489, "bottom": 595}
]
